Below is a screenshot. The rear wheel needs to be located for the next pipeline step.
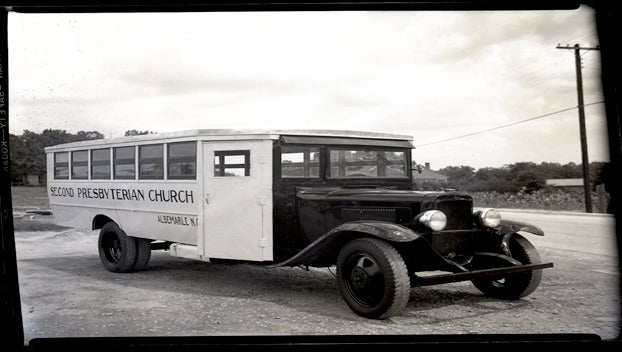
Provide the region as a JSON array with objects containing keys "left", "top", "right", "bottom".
[
  {"left": 98, "top": 222, "right": 137, "bottom": 273},
  {"left": 132, "top": 237, "right": 152, "bottom": 271},
  {"left": 336, "top": 238, "right": 410, "bottom": 319},
  {"left": 471, "top": 234, "right": 543, "bottom": 299}
]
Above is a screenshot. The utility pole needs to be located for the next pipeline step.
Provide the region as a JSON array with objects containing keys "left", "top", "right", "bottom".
[{"left": 556, "top": 43, "right": 600, "bottom": 213}]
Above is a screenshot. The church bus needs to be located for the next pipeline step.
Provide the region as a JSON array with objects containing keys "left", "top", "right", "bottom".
[{"left": 45, "top": 129, "right": 552, "bottom": 319}]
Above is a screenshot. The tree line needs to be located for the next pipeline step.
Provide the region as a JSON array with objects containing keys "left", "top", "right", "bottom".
[
  {"left": 9, "top": 129, "right": 612, "bottom": 194},
  {"left": 9, "top": 129, "right": 153, "bottom": 185},
  {"left": 432, "top": 161, "right": 611, "bottom": 194}
]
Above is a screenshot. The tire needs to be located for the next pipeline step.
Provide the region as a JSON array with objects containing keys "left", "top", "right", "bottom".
[
  {"left": 132, "top": 237, "right": 152, "bottom": 271},
  {"left": 336, "top": 238, "right": 410, "bottom": 319},
  {"left": 471, "top": 234, "right": 543, "bottom": 299},
  {"left": 98, "top": 222, "right": 137, "bottom": 273}
]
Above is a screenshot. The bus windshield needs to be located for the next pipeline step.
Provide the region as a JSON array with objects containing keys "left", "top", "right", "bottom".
[{"left": 328, "top": 149, "right": 408, "bottom": 178}]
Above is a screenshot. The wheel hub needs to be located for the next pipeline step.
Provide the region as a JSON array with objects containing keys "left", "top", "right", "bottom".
[{"left": 350, "top": 267, "right": 369, "bottom": 289}]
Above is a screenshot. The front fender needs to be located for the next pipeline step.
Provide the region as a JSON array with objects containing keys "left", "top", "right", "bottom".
[
  {"left": 327, "top": 221, "right": 422, "bottom": 242},
  {"left": 270, "top": 221, "right": 422, "bottom": 267},
  {"left": 498, "top": 219, "right": 545, "bottom": 236}
]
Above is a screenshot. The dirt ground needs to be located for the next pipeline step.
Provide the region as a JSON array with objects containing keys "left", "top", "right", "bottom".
[{"left": 8, "top": 187, "right": 622, "bottom": 345}]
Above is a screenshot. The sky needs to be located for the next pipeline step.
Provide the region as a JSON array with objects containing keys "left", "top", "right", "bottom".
[{"left": 7, "top": 5, "right": 610, "bottom": 170}]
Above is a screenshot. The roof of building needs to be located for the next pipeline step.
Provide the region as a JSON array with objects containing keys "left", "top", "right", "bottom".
[
  {"left": 546, "top": 178, "right": 584, "bottom": 187},
  {"left": 412, "top": 169, "right": 448, "bottom": 181}
]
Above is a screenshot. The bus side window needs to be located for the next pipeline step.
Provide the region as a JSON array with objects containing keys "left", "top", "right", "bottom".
[
  {"left": 168, "top": 142, "right": 196, "bottom": 180},
  {"left": 71, "top": 150, "right": 89, "bottom": 180},
  {"left": 114, "top": 146, "right": 136, "bottom": 180},
  {"left": 54, "top": 152, "right": 69, "bottom": 179},
  {"left": 139, "top": 144, "right": 164, "bottom": 180},
  {"left": 91, "top": 148, "right": 111, "bottom": 180}
]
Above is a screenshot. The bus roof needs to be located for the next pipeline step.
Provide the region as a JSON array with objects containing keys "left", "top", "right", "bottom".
[{"left": 44, "top": 129, "right": 414, "bottom": 152}]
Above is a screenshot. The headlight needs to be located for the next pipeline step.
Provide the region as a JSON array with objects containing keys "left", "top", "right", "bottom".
[
  {"left": 417, "top": 210, "right": 447, "bottom": 231},
  {"left": 477, "top": 208, "right": 501, "bottom": 228}
]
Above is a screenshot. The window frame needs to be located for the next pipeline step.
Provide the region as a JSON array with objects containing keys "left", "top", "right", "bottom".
[
  {"left": 280, "top": 145, "right": 320, "bottom": 179},
  {"left": 138, "top": 144, "right": 164, "bottom": 180},
  {"left": 214, "top": 150, "right": 250, "bottom": 177},
  {"left": 91, "top": 148, "right": 111, "bottom": 180},
  {"left": 167, "top": 142, "right": 197, "bottom": 180},
  {"left": 113, "top": 146, "right": 136, "bottom": 180},
  {"left": 53, "top": 152, "right": 70, "bottom": 180},
  {"left": 327, "top": 147, "right": 409, "bottom": 179},
  {"left": 70, "top": 150, "right": 89, "bottom": 180}
]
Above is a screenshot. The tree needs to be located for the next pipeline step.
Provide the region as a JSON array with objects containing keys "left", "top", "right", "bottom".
[
  {"left": 124, "top": 130, "right": 155, "bottom": 136},
  {"left": 437, "top": 165, "right": 475, "bottom": 191},
  {"left": 76, "top": 131, "right": 105, "bottom": 140},
  {"left": 514, "top": 171, "right": 546, "bottom": 193},
  {"left": 505, "top": 162, "right": 546, "bottom": 194},
  {"left": 429, "top": 161, "right": 609, "bottom": 195},
  {"left": 9, "top": 133, "right": 29, "bottom": 184},
  {"left": 472, "top": 167, "right": 512, "bottom": 193},
  {"left": 9, "top": 129, "right": 106, "bottom": 184},
  {"left": 589, "top": 161, "right": 607, "bottom": 190},
  {"left": 419, "top": 180, "right": 443, "bottom": 191}
]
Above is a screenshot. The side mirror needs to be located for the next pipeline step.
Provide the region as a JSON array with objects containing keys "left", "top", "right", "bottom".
[{"left": 412, "top": 164, "right": 424, "bottom": 174}]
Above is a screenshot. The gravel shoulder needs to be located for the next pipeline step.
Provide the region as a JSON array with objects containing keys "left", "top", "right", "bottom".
[{"left": 14, "top": 223, "right": 620, "bottom": 342}]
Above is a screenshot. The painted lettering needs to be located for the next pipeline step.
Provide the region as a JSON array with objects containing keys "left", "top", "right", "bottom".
[
  {"left": 149, "top": 190, "right": 194, "bottom": 204},
  {"left": 77, "top": 187, "right": 109, "bottom": 199},
  {"left": 50, "top": 186, "right": 74, "bottom": 197},
  {"left": 157, "top": 215, "right": 198, "bottom": 227},
  {"left": 50, "top": 186, "right": 192, "bottom": 203}
]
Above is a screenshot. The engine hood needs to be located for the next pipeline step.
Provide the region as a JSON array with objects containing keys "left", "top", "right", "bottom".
[
  {"left": 294, "top": 186, "right": 476, "bottom": 245},
  {"left": 296, "top": 186, "right": 472, "bottom": 203}
]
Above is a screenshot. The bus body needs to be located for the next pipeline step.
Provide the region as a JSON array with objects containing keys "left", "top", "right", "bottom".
[{"left": 45, "top": 129, "right": 552, "bottom": 319}]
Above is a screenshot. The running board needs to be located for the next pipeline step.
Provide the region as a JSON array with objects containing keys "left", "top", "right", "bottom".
[
  {"left": 169, "top": 243, "right": 209, "bottom": 262},
  {"left": 411, "top": 262, "right": 554, "bottom": 287}
]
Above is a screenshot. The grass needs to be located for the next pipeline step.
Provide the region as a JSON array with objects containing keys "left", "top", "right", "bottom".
[
  {"left": 10, "top": 186, "right": 70, "bottom": 232},
  {"left": 10, "top": 186, "right": 50, "bottom": 209},
  {"left": 471, "top": 189, "right": 610, "bottom": 213}
]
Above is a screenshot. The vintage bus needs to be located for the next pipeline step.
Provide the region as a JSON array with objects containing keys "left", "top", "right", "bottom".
[{"left": 45, "top": 129, "right": 552, "bottom": 319}]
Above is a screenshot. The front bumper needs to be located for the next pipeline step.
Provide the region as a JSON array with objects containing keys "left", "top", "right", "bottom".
[{"left": 410, "top": 262, "right": 554, "bottom": 287}]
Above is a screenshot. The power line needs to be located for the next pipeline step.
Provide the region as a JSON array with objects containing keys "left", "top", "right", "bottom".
[{"left": 414, "top": 101, "right": 604, "bottom": 148}]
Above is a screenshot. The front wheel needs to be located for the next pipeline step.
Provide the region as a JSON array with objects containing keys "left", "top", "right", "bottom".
[
  {"left": 336, "top": 238, "right": 410, "bottom": 319},
  {"left": 471, "top": 234, "right": 543, "bottom": 299}
]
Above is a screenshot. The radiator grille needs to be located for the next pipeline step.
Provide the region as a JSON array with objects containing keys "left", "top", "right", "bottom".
[
  {"left": 434, "top": 198, "right": 473, "bottom": 230},
  {"left": 341, "top": 207, "right": 397, "bottom": 222}
]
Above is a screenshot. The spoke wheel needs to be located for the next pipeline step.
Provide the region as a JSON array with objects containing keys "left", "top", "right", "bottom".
[
  {"left": 344, "top": 254, "right": 384, "bottom": 308},
  {"left": 471, "top": 234, "right": 543, "bottom": 299},
  {"left": 337, "top": 238, "right": 410, "bottom": 319}
]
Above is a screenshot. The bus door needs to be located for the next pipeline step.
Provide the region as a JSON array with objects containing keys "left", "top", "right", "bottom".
[{"left": 202, "top": 141, "right": 268, "bottom": 261}]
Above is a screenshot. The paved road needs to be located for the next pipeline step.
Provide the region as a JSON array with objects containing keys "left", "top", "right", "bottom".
[
  {"left": 14, "top": 209, "right": 621, "bottom": 344},
  {"left": 496, "top": 209, "right": 618, "bottom": 259}
]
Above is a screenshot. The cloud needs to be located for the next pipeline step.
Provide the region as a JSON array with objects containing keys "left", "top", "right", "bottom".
[{"left": 7, "top": 6, "right": 608, "bottom": 169}]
